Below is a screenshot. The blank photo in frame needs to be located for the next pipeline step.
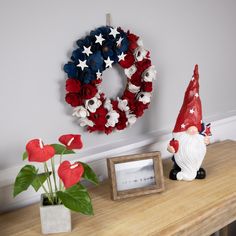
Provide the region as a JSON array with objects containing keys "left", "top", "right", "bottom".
[{"left": 107, "top": 152, "right": 165, "bottom": 200}]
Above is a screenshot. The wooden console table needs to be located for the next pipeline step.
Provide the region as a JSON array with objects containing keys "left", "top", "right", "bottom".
[{"left": 1, "top": 140, "right": 236, "bottom": 236}]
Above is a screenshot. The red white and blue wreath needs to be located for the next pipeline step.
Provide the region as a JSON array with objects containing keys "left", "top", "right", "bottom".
[{"left": 64, "top": 26, "right": 156, "bottom": 134}]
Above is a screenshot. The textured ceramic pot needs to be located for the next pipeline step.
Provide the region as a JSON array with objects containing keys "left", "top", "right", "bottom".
[{"left": 40, "top": 194, "right": 71, "bottom": 234}]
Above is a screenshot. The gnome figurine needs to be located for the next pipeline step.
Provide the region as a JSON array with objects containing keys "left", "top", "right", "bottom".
[{"left": 167, "top": 65, "right": 212, "bottom": 181}]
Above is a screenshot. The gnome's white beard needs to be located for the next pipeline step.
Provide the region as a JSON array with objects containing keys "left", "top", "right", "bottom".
[{"left": 173, "top": 132, "right": 206, "bottom": 181}]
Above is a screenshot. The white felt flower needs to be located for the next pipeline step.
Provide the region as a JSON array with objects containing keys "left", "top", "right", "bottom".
[
  {"left": 126, "top": 113, "right": 137, "bottom": 126},
  {"left": 79, "top": 117, "right": 94, "bottom": 127},
  {"left": 72, "top": 106, "right": 89, "bottom": 118},
  {"left": 124, "top": 65, "right": 137, "bottom": 78},
  {"left": 104, "top": 99, "right": 113, "bottom": 111},
  {"left": 85, "top": 97, "right": 102, "bottom": 113},
  {"left": 128, "top": 82, "right": 140, "bottom": 93},
  {"left": 117, "top": 98, "right": 129, "bottom": 111},
  {"left": 137, "top": 92, "right": 152, "bottom": 104},
  {"left": 105, "top": 110, "right": 120, "bottom": 128},
  {"left": 134, "top": 47, "right": 148, "bottom": 62},
  {"left": 137, "top": 38, "right": 143, "bottom": 47},
  {"left": 142, "top": 65, "right": 157, "bottom": 82}
]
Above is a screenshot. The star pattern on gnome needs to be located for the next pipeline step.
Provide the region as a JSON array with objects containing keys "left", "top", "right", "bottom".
[
  {"left": 195, "top": 93, "right": 199, "bottom": 98},
  {"left": 181, "top": 123, "right": 186, "bottom": 129},
  {"left": 95, "top": 34, "right": 105, "bottom": 45},
  {"left": 77, "top": 59, "right": 88, "bottom": 71},
  {"left": 104, "top": 57, "right": 114, "bottom": 68},
  {"left": 118, "top": 52, "right": 127, "bottom": 61},
  {"left": 109, "top": 27, "right": 120, "bottom": 38},
  {"left": 189, "top": 108, "right": 195, "bottom": 114},
  {"left": 82, "top": 46, "right": 93, "bottom": 56}
]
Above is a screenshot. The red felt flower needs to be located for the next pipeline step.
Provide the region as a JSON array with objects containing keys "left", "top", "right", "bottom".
[
  {"left": 115, "top": 110, "right": 127, "bottom": 130},
  {"left": 122, "top": 90, "right": 136, "bottom": 102},
  {"left": 134, "top": 101, "right": 149, "bottom": 117},
  {"left": 59, "top": 134, "right": 83, "bottom": 150},
  {"left": 58, "top": 161, "right": 84, "bottom": 188},
  {"left": 130, "top": 71, "right": 142, "bottom": 86},
  {"left": 127, "top": 32, "right": 139, "bottom": 51},
  {"left": 142, "top": 82, "right": 153, "bottom": 92},
  {"left": 88, "top": 107, "right": 107, "bottom": 131},
  {"left": 136, "top": 59, "right": 152, "bottom": 72},
  {"left": 26, "top": 139, "right": 55, "bottom": 162},
  {"left": 91, "top": 79, "right": 102, "bottom": 85},
  {"left": 65, "top": 93, "right": 83, "bottom": 107},
  {"left": 119, "top": 53, "right": 135, "bottom": 68},
  {"left": 66, "top": 78, "right": 81, "bottom": 93},
  {"left": 80, "top": 84, "right": 98, "bottom": 100},
  {"left": 111, "top": 100, "right": 118, "bottom": 110}
]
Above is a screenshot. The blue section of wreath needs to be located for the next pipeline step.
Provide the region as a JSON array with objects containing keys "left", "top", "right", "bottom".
[{"left": 64, "top": 26, "right": 129, "bottom": 84}]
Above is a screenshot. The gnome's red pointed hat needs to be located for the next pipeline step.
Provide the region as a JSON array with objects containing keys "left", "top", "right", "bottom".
[{"left": 173, "top": 64, "right": 202, "bottom": 133}]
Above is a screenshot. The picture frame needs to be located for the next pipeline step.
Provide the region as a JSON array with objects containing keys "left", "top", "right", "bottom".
[{"left": 107, "top": 152, "right": 165, "bottom": 200}]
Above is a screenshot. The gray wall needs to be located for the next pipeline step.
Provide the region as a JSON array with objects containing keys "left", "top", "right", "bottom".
[{"left": 0, "top": 0, "right": 236, "bottom": 170}]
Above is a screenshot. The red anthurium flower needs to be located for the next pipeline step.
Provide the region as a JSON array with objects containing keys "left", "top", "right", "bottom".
[
  {"left": 59, "top": 134, "right": 83, "bottom": 150},
  {"left": 58, "top": 161, "right": 84, "bottom": 188},
  {"left": 26, "top": 139, "right": 55, "bottom": 162}
]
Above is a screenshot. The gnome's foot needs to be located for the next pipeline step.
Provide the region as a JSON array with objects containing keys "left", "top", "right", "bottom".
[
  {"left": 169, "top": 168, "right": 180, "bottom": 180},
  {"left": 169, "top": 156, "right": 181, "bottom": 180},
  {"left": 195, "top": 167, "right": 206, "bottom": 179}
]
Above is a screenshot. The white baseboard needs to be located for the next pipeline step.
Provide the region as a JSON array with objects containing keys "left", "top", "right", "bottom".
[{"left": 1, "top": 113, "right": 236, "bottom": 212}]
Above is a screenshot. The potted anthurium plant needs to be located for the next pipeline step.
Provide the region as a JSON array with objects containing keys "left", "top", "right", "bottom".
[{"left": 13, "top": 134, "right": 99, "bottom": 234}]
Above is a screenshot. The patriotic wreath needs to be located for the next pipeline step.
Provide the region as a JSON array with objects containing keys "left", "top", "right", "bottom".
[{"left": 64, "top": 26, "right": 156, "bottom": 134}]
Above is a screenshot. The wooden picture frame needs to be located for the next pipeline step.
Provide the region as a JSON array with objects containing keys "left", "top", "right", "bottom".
[{"left": 107, "top": 152, "right": 165, "bottom": 200}]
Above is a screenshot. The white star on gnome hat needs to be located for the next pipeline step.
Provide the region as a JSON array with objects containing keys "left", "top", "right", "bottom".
[{"left": 172, "top": 64, "right": 202, "bottom": 133}]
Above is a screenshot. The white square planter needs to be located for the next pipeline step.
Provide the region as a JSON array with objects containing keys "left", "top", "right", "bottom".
[{"left": 40, "top": 194, "right": 71, "bottom": 234}]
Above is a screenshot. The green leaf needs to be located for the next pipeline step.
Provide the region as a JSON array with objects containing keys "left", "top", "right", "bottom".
[
  {"left": 31, "top": 172, "right": 51, "bottom": 192},
  {"left": 80, "top": 162, "right": 99, "bottom": 185},
  {"left": 50, "top": 144, "right": 75, "bottom": 155},
  {"left": 22, "top": 151, "right": 28, "bottom": 161},
  {"left": 57, "top": 183, "right": 93, "bottom": 215},
  {"left": 13, "top": 165, "right": 37, "bottom": 197}
]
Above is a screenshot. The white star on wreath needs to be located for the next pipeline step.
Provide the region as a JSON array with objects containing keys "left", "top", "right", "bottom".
[
  {"left": 82, "top": 46, "right": 92, "bottom": 56},
  {"left": 104, "top": 57, "right": 114, "bottom": 68},
  {"left": 118, "top": 52, "right": 127, "bottom": 62},
  {"left": 109, "top": 27, "right": 120, "bottom": 38},
  {"left": 77, "top": 59, "right": 88, "bottom": 71},
  {"left": 95, "top": 34, "right": 105, "bottom": 45},
  {"left": 116, "top": 37, "right": 123, "bottom": 47},
  {"left": 96, "top": 70, "right": 102, "bottom": 79}
]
